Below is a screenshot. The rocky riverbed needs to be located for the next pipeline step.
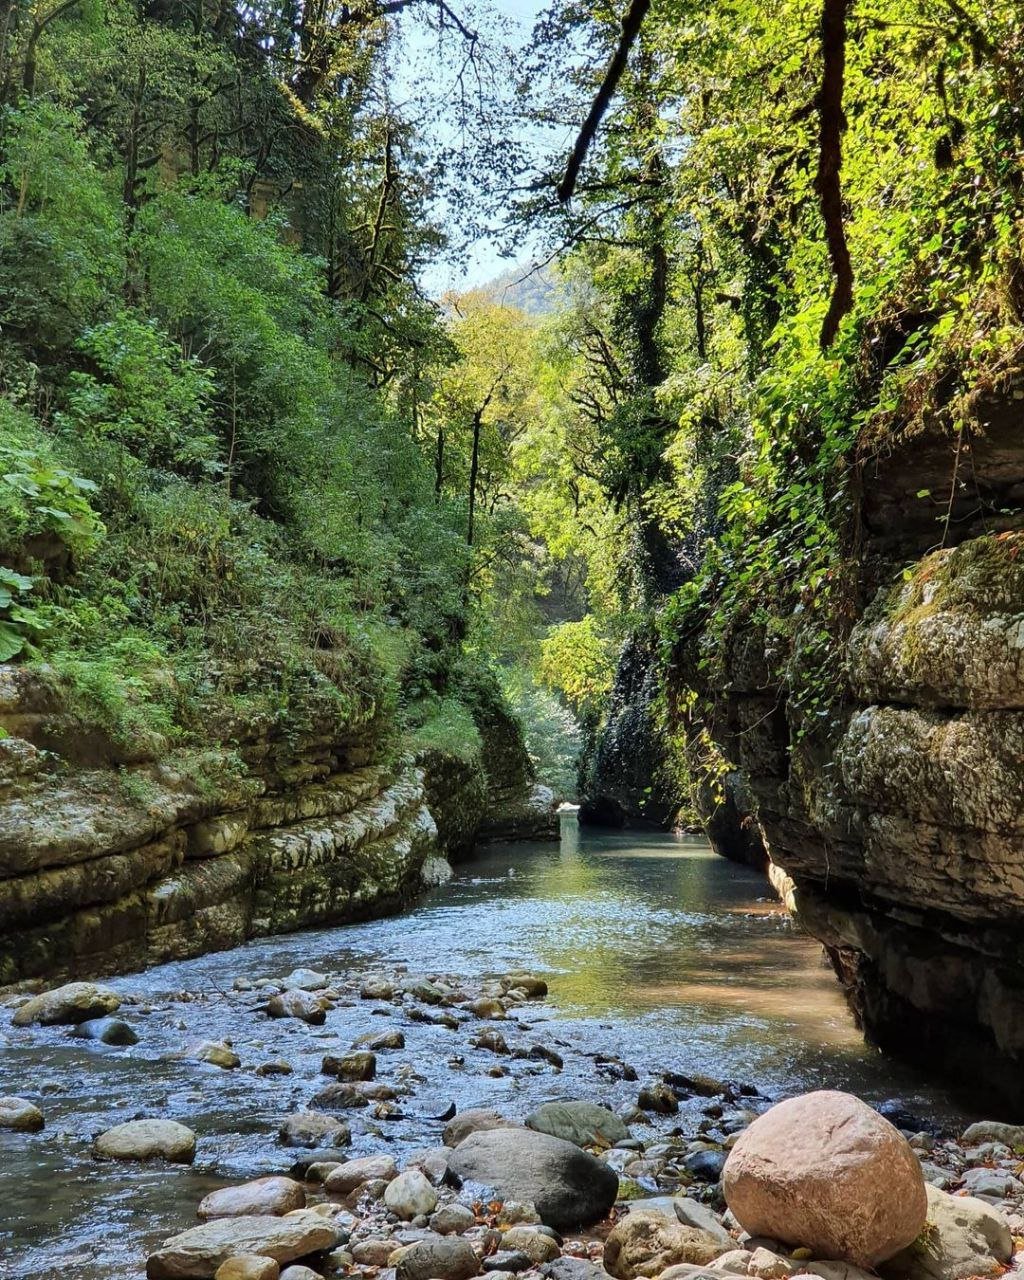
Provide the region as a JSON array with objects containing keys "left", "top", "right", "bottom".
[
  {"left": 3, "top": 964, "right": 1024, "bottom": 1280},
  {"left": 0, "top": 833, "right": 1001, "bottom": 1279}
]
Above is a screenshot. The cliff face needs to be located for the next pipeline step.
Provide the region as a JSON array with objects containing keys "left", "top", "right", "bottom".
[
  {"left": 579, "top": 629, "right": 680, "bottom": 829},
  {"left": 695, "top": 399, "right": 1024, "bottom": 1113},
  {"left": 0, "top": 667, "right": 440, "bottom": 984}
]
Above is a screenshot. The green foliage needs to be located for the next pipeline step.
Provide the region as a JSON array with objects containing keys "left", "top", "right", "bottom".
[
  {"left": 60, "top": 313, "right": 218, "bottom": 477},
  {"left": 406, "top": 695, "right": 483, "bottom": 764},
  {"left": 0, "top": 101, "right": 122, "bottom": 349},
  {"left": 538, "top": 616, "right": 616, "bottom": 718},
  {"left": 503, "top": 672, "right": 581, "bottom": 798}
]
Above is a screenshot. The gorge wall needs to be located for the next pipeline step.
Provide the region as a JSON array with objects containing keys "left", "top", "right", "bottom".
[
  {"left": 0, "top": 667, "right": 553, "bottom": 987},
  {"left": 693, "top": 389, "right": 1024, "bottom": 1113}
]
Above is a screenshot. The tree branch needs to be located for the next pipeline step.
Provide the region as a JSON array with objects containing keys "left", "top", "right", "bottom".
[
  {"left": 557, "top": 0, "right": 651, "bottom": 203},
  {"left": 815, "top": 0, "right": 853, "bottom": 349}
]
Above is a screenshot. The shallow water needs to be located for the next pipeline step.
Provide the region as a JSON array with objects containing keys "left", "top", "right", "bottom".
[{"left": 0, "top": 820, "right": 974, "bottom": 1279}]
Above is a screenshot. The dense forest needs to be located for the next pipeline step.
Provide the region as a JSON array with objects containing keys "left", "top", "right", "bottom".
[{"left": 3, "top": 0, "right": 1021, "bottom": 821}]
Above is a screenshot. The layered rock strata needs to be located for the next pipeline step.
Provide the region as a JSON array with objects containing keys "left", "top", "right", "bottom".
[
  {"left": 0, "top": 667, "right": 438, "bottom": 983},
  {"left": 696, "top": 406, "right": 1024, "bottom": 1112}
]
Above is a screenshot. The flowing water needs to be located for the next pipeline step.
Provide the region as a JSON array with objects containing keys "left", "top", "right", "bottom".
[{"left": 0, "top": 820, "right": 974, "bottom": 1280}]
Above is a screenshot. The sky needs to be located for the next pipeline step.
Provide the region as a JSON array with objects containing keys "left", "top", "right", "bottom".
[{"left": 390, "top": 0, "right": 554, "bottom": 297}]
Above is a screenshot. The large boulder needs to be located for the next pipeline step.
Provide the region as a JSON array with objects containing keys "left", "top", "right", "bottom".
[
  {"left": 197, "top": 1177, "right": 305, "bottom": 1218},
  {"left": 723, "top": 1091, "right": 927, "bottom": 1267},
  {"left": 525, "top": 1101, "right": 629, "bottom": 1148},
  {"left": 13, "top": 981, "right": 121, "bottom": 1026},
  {"left": 94, "top": 1119, "right": 196, "bottom": 1163},
  {"left": 146, "top": 1211, "right": 341, "bottom": 1279},
  {"left": 880, "top": 1184, "right": 1013, "bottom": 1280},
  {"left": 448, "top": 1126, "right": 618, "bottom": 1230},
  {"left": 603, "top": 1212, "right": 727, "bottom": 1279}
]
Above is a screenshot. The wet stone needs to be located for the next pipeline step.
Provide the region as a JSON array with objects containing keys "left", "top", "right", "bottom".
[
  {"left": 94, "top": 1119, "right": 196, "bottom": 1164},
  {"left": 0, "top": 1095, "right": 44, "bottom": 1132},
  {"left": 278, "top": 1111, "right": 351, "bottom": 1149},
  {"left": 71, "top": 1017, "right": 139, "bottom": 1045},
  {"left": 638, "top": 1083, "right": 679, "bottom": 1115},
  {"left": 483, "top": 1252, "right": 533, "bottom": 1272},
  {"left": 322, "top": 1051, "right": 376, "bottom": 1081}
]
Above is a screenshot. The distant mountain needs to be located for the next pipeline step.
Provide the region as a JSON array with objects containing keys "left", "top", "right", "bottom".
[{"left": 482, "top": 263, "right": 565, "bottom": 316}]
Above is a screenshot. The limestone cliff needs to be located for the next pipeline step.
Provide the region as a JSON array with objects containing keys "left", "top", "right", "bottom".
[
  {"left": 689, "top": 390, "right": 1024, "bottom": 1113},
  {"left": 0, "top": 666, "right": 438, "bottom": 984}
]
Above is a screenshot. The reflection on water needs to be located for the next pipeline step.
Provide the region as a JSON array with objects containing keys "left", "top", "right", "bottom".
[{"left": 0, "top": 818, "right": 973, "bottom": 1280}]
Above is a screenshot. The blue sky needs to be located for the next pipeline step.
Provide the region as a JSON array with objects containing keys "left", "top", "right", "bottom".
[{"left": 390, "top": 0, "right": 553, "bottom": 296}]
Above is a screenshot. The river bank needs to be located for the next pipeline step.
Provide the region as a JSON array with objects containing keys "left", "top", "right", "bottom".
[{"left": 0, "top": 827, "right": 1002, "bottom": 1279}]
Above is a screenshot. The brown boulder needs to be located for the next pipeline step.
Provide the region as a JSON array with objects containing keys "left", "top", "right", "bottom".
[{"left": 723, "top": 1091, "right": 927, "bottom": 1267}]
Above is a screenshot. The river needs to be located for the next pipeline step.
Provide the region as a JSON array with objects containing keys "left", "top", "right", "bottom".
[{"left": 0, "top": 820, "right": 975, "bottom": 1279}]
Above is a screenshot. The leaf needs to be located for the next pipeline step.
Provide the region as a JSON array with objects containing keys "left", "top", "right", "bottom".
[{"left": 0, "top": 623, "right": 26, "bottom": 662}]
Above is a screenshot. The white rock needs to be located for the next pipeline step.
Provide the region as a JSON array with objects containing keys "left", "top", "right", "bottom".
[
  {"left": 281, "top": 969, "right": 328, "bottom": 991},
  {"left": 880, "top": 1184, "right": 1013, "bottom": 1280}
]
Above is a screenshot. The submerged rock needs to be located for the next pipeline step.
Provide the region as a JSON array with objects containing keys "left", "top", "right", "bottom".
[
  {"left": 448, "top": 1126, "right": 618, "bottom": 1229},
  {"left": 723, "top": 1091, "right": 927, "bottom": 1267},
  {"left": 354, "top": 1027, "right": 405, "bottom": 1051},
  {"left": 638, "top": 1083, "right": 678, "bottom": 1115},
  {"left": 13, "top": 981, "right": 121, "bottom": 1027},
  {"left": 525, "top": 1100, "right": 629, "bottom": 1148},
  {"left": 277, "top": 1110, "right": 350, "bottom": 1149},
  {"left": 321, "top": 1051, "right": 375, "bottom": 1081},
  {"left": 0, "top": 1095, "right": 44, "bottom": 1131},
  {"left": 191, "top": 1040, "right": 240, "bottom": 1069},
  {"left": 147, "top": 1211, "right": 341, "bottom": 1279},
  {"left": 94, "top": 1119, "right": 196, "bottom": 1163},
  {"left": 71, "top": 1016, "right": 139, "bottom": 1045},
  {"left": 265, "top": 990, "right": 328, "bottom": 1025}
]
